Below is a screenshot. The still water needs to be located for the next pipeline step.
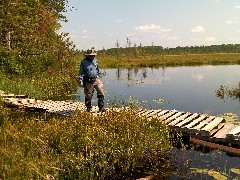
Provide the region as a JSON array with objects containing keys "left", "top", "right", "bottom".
[
  {"left": 76, "top": 65, "right": 240, "bottom": 179},
  {"left": 77, "top": 65, "right": 240, "bottom": 117}
]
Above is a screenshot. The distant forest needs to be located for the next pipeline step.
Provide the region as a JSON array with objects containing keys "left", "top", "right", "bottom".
[{"left": 99, "top": 44, "right": 240, "bottom": 57}]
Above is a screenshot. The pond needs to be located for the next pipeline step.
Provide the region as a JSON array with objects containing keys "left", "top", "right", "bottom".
[
  {"left": 77, "top": 65, "right": 240, "bottom": 118},
  {"left": 75, "top": 65, "right": 240, "bottom": 179}
]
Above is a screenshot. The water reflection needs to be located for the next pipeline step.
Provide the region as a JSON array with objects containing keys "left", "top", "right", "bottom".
[
  {"left": 79, "top": 65, "right": 240, "bottom": 117},
  {"left": 98, "top": 65, "right": 240, "bottom": 118},
  {"left": 76, "top": 65, "right": 240, "bottom": 179}
]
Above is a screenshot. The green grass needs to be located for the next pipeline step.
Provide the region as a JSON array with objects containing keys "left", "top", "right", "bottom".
[
  {"left": 0, "top": 107, "right": 172, "bottom": 179},
  {"left": 99, "top": 53, "right": 240, "bottom": 68},
  {"left": 1, "top": 52, "right": 240, "bottom": 179},
  {"left": 0, "top": 69, "right": 77, "bottom": 100}
]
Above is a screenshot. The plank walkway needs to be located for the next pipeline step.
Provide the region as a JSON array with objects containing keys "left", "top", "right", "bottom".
[{"left": 1, "top": 95, "right": 240, "bottom": 146}]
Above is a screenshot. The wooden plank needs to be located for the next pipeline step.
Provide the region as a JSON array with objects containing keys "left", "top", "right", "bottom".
[
  {"left": 200, "top": 117, "right": 224, "bottom": 136},
  {"left": 148, "top": 110, "right": 170, "bottom": 120},
  {"left": 136, "top": 109, "right": 148, "bottom": 115},
  {"left": 207, "top": 123, "right": 225, "bottom": 137},
  {"left": 168, "top": 112, "right": 192, "bottom": 126},
  {"left": 190, "top": 116, "right": 215, "bottom": 130},
  {"left": 180, "top": 115, "right": 208, "bottom": 134},
  {"left": 226, "top": 126, "right": 240, "bottom": 140},
  {"left": 175, "top": 113, "right": 199, "bottom": 127},
  {"left": 140, "top": 110, "right": 156, "bottom": 117},
  {"left": 146, "top": 110, "right": 162, "bottom": 118},
  {"left": 158, "top": 110, "right": 177, "bottom": 122},
  {"left": 213, "top": 124, "right": 237, "bottom": 140},
  {"left": 164, "top": 111, "right": 184, "bottom": 124},
  {"left": 184, "top": 115, "right": 208, "bottom": 129},
  {"left": 155, "top": 110, "right": 170, "bottom": 117}
]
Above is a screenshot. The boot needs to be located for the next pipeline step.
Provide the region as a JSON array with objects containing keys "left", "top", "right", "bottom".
[
  {"left": 85, "top": 98, "right": 92, "bottom": 112},
  {"left": 97, "top": 95, "right": 105, "bottom": 112}
]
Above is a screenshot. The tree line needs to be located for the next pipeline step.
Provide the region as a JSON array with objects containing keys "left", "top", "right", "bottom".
[
  {"left": 99, "top": 44, "right": 240, "bottom": 58},
  {"left": 0, "top": 0, "right": 77, "bottom": 75},
  {"left": 1, "top": 0, "right": 240, "bottom": 76}
]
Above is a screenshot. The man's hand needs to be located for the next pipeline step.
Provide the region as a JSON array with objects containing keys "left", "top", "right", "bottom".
[{"left": 79, "top": 78, "right": 84, "bottom": 88}]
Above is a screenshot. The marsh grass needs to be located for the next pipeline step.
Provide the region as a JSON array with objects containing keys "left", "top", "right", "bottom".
[
  {"left": 0, "top": 106, "right": 172, "bottom": 179},
  {"left": 99, "top": 53, "right": 240, "bottom": 68},
  {"left": 0, "top": 69, "right": 76, "bottom": 100}
]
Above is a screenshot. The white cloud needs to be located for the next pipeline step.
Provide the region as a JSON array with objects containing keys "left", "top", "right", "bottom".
[
  {"left": 105, "top": 32, "right": 113, "bottom": 36},
  {"left": 161, "top": 34, "right": 178, "bottom": 40},
  {"left": 82, "top": 35, "right": 88, "bottom": 39},
  {"left": 212, "top": 0, "right": 221, "bottom": 3},
  {"left": 235, "top": 5, "right": 240, "bottom": 8},
  {"left": 135, "top": 24, "right": 171, "bottom": 33},
  {"left": 226, "top": 20, "right": 239, "bottom": 24},
  {"left": 116, "top": 19, "right": 123, "bottom": 23},
  {"left": 191, "top": 26, "right": 205, "bottom": 32},
  {"left": 82, "top": 30, "right": 87, "bottom": 33},
  {"left": 205, "top": 37, "right": 216, "bottom": 42}
]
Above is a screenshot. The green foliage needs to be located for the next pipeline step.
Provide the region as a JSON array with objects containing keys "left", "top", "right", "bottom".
[
  {"left": 0, "top": 68, "right": 77, "bottom": 100},
  {"left": 0, "top": 108, "right": 171, "bottom": 179},
  {"left": 0, "top": 0, "right": 77, "bottom": 77}
]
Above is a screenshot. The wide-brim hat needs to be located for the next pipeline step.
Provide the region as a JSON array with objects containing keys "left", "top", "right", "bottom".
[{"left": 85, "top": 48, "right": 97, "bottom": 56}]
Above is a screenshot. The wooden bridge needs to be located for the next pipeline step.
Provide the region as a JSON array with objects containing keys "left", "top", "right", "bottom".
[{"left": 1, "top": 93, "right": 240, "bottom": 149}]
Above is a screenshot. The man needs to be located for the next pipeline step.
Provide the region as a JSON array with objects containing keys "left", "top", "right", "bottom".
[{"left": 78, "top": 47, "right": 105, "bottom": 112}]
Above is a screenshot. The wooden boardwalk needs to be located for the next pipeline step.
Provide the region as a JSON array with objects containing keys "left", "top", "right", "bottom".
[{"left": 1, "top": 95, "right": 240, "bottom": 146}]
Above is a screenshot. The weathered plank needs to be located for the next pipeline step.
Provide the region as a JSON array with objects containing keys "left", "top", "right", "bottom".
[
  {"left": 147, "top": 110, "right": 170, "bottom": 120},
  {"left": 213, "top": 124, "right": 238, "bottom": 140},
  {"left": 158, "top": 110, "right": 177, "bottom": 122},
  {"left": 146, "top": 110, "right": 163, "bottom": 118},
  {"left": 200, "top": 117, "right": 224, "bottom": 136},
  {"left": 182, "top": 115, "right": 208, "bottom": 133},
  {"left": 168, "top": 112, "right": 192, "bottom": 126},
  {"left": 136, "top": 109, "right": 149, "bottom": 115},
  {"left": 175, "top": 113, "right": 199, "bottom": 128},
  {"left": 188, "top": 116, "right": 215, "bottom": 133},
  {"left": 227, "top": 126, "right": 240, "bottom": 140},
  {"left": 164, "top": 111, "right": 185, "bottom": 124},
  {"left": 140, "top": 110, "right": 156, "bottom": 117}
]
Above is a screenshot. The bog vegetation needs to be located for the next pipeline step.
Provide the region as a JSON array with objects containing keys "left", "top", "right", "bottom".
[{"left": 1, "top": 0, "right": 240, "bottom": 179}]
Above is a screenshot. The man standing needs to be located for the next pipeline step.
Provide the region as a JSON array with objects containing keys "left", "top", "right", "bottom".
[{"left": 79, "top": 47, "right": 105, "bottom": 112}]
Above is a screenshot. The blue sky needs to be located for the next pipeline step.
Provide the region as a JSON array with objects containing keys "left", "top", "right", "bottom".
[{"left": 60, "top": 0, "right": 240, "bottom": 51}]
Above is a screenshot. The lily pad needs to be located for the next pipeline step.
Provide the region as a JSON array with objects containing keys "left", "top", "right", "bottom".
[
  {"left": 191, "top": 168, "right": 228, "bottom": 180},
  {"left": 230, "top": 168, "right": 240, "bottom": 175},
  {"left": 221, "top": 113, "right": 239, "bottom": 125},
  {"left": 153, "top": 98, "right": 165, "bottom": 104}
]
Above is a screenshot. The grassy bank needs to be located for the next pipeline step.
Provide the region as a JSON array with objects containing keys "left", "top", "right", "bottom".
[
  {"left": 0, "top": 68, "right": 77, "bottom": 100},
  {"left": 99, "top": 53, "right": 240, "bottom": 68},
  {"left": 0, "top": 107, "right": 172, "bottom": 179}
]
